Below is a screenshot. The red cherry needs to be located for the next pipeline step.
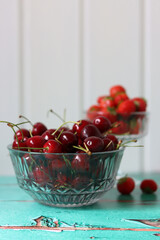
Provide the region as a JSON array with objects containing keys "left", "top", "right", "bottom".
[
  {"left": 87, "top": 105, "right": 101, "bottom": 120},
  {"left": 80, "top": 124, "right": 102, "bottom": 140},
  {"left": 14, "top": 128, "right": 30, "bottom": 140},
  {"left": 32, "top": 166, "right": 50, "bottom": 185},
  {"left": 12, "top": 137, "right": 28, "bottom": 151},
  {"left": 84, "top": 136, "right": 104, "bottom": 152},
  {"left": 105, "top": 134, "right": 118, "bottom": 149},
  {"left": 43, "top": 140, "right": 63, "bottom": 159},
  {"left": 56, "top": 172, "right": 71, "bottom": 187},
  {"left": 32, "top": 122, "right": 47, "bottom": 136},
  {"left": 140, "top": 179, "right": 158, "bottom": 194},
  {"left": 71, "top": 151, "right": 90, "bottom": 172},
  {"left": 41, "top": 129, "right": 60, "bottom": 142},
  {"left": 72, "top": 176, "right": 90, "bottom": 190},
  {"left": 99, "top": 96, "right": 115, "bottom": 108},
  {"left": 26, "top": 136, "right": 46, "bottom": 152},
  {"left": 49, "top": 158, "right": 66, "bottom": 170},
  {"left": 59, "top": 131, "right": 78, "bottom": 152},
  {"left": 102, "top": 136, "right": 115, "bottom": 151},
  {"left": 97, "top": 95, "right": 107, "bottom": 104},
  {"left": 117, "top": 177, "right": 135, "bottom": 195},
  {"left": 114, "top": 92, "right": 129, "bottom": 106},
  {"left": 132, "top": 98, "right": 147, "bottom": 112},
  {"left": 72, "top": 119, "right": 91, "bottom": 137},
  {"left": 110, "top": 85, "right": 126, "bottom": 97},
  {"left": 110, "top": 121, "right": 129, "bottom": 135},
  {"left": 117, "top": 100, "right": 136, "bottom": 118},
  {"left": 93, "top": 116, "right": 111, "bottom": 133},
  {"left": 100, "top": 107, "right": 117, "bottom": 123}
]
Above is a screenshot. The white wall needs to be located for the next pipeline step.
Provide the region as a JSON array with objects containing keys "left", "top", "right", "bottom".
[{"left": 0, "top": 0, "right": 159, "bottom": 175}]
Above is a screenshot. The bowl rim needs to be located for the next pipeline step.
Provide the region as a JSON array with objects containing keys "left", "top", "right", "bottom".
[{"left": 7, "top": 144, "right": 125, "bottom": 156}]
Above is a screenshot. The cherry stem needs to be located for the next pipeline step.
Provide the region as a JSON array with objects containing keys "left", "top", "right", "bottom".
[
  {"left": 104, "top": 140, "right": 112, "bottom": 150},
  {"left": 19, "top": 115, "right": 33, "bottom": 127},
  {"left": 52, "top": 121, "right": 80, "bottom": 137},
  {"left": 48, "top": 109, "right": 65, "bottom": 123},
  {"left": 63, "top": 108, "right": 66, "bottom": 122},
  {"left": 73, "top": 144, "right": 91, "bottom": 156},
  {"left": 56, "top": 129, "right": 64, "bottom": 140}
]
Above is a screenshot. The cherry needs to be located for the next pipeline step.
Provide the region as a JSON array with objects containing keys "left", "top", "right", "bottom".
[
  {"left": 71, "top": 151, "right": 90, "bottom": 172},
  {"left": 32, "top": 122, "right": 47, "bottom": 136},
  {"left": 26, "top": 136, "right": 46, "bottom": 152},
  {"left": 32, "top": 166, "right": 50, "bottom": 185},
  {"left": 80, "top": 124, "right": 102, "bottom": 140},
  {"left": 12, "top": 137, "right": 28, "bottom": 151},
  {"left": 41, "top": 129, "right": 60, "bottom": 142},
  {"left": 72, "top": 176, "right": 90, "bottom": 190},
  {"left": 59, "top": 131, "right": 78, "bottom": 152},
  {"left": 109, "top": 121, "right": 129, "bottom": 134},
  {"left": 43, "top": 140, "right": 63, "bottom": 159},
  {"left": 102, "top": 136, "right": 115, "bottom": 151},
  {"left": 55, "top": 172, "right": 71, "bottom": 187},
  {"left": 72, "top": 119, "right": 91, "bottom": 137},
  {"left": 106, "top": 134, "right": 118, "bottom": 149},
  {"left": 49, "top": 158, "right": 66, "bottom": 170},
  {"left": 93, "top": 116, "right": 111, "bottom": 133},
  {"left": 84, "top": 136, "right": 104, "bottom": 152},
  {"left": 14, "top": 128, "right": 30, "bottom": 139}
]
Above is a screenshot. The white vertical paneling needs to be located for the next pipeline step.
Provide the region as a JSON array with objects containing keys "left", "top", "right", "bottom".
[
  {"left": 147, "top": 0, "right": 160, "bottom": 172},
  {"left": 0, "top": 0, "right": 20, "bottom": 175},
  {"left": 23, "top": 0, "right": 82, "bottom": 129},
  {"left": 83, "top": 0, "right": 144, "bottom": 173}
]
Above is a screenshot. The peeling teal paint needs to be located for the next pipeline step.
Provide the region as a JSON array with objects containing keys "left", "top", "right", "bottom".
[{"left": 1, "top": 174, "right": 160, "bottom": 239}]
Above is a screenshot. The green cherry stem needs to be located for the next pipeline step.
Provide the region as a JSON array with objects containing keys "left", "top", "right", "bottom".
[
  {"left": 52, "top": 121, "right": 80, "bottom": 137},
  {"left": 19, "top": 115, "right": 33, "bottom": 127},
  {"left": 47, "top": 109, "right": 65, "bottom": 123}
]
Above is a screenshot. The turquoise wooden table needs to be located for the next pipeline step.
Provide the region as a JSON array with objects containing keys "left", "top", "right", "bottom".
[{"left": 1, "top": 173, "right": 160, "bottom": 240}]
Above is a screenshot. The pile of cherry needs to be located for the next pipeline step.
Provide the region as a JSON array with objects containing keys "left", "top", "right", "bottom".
[
  {"left": 87, "top": 85, "right": 147, "bottom": 135},
  {"left": 8, "top": 115, "right": 122, "bottom": 189}
]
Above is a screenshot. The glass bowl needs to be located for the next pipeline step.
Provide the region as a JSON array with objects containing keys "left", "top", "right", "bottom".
[
  {"left": 86, "top": 111, "right": 149, "bottom": 141},
  {"left": 8, "top": 145, "right": 125, "bottom": 207}
]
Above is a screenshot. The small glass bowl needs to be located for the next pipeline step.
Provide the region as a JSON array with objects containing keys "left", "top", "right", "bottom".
[
  {"left": 8, "top": 145, "right": 125, "bottom": 207},
  {"left": 86, "top": 111, "right": 149, "bottom": 141}
]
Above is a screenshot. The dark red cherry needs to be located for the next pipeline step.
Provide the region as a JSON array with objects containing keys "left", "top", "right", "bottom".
[
  {"left": 14, "top": 128, "right": 30, "bottom": 139},
  {"left": 80, "top": 124, "right": 102, "bottom": 140},
  {"left": 103, "top": 136, "right": 115, "bottom": 151},
  {"left": 106, "top": 134, "right": 118, "bottom": 149},
  {"left": 32, "top": 122, "right": 47, "bottom": 136},
  {"left": 41, "top": 129, "right": 60, "bottom": 142},
  {"left": 43, "top": 140, "right": 63, "bottom": 159},
  {"left": 59, "top": 131, "right": 78, "bottom": 152},
  {"left": 72, "top": 176, "right": 90, "bottom": 190},
  {"left": 32, "top": 166, "right": 50, "bottom": 185},
  {"left": 26, "top": 136, "right": 46, "bottom": 152},
  {"left": 71, "top": 151, "right": 90, "bottom": 172},
  {"left": 93, "top": 116, "right": 111, "bottom": 133},
  {"left": 84, "top": 136, "right": 104, "bottom": 152},
  {"left": 49, "top": 158, "right": 66, "bottom": 170},
  {"left": 72, "top": 119, "right": 91, "bottom": 137},
  {"left": 12, "top": 137, "right": 28, "bottom": 151},
  {"left": 56, "top": 172, "right": 71, "bottom": 186}
]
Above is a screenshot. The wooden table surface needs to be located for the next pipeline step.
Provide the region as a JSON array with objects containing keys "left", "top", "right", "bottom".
[{"left": 0, "top": 173, "right": 160, "bottom": 240}]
